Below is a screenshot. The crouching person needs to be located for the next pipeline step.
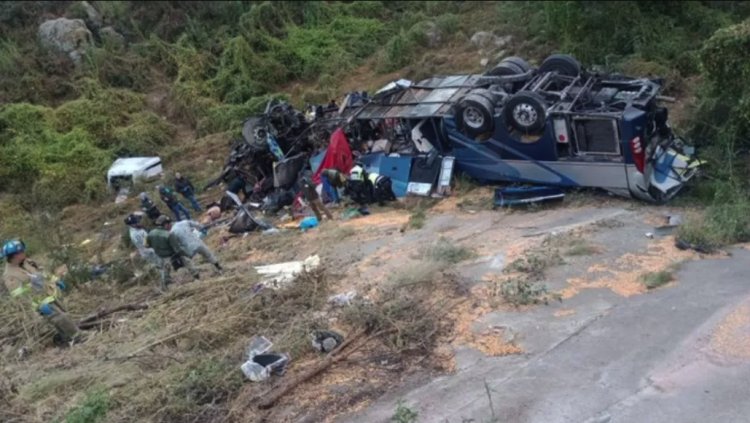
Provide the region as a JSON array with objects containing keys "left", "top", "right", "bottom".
[
  {"left": 146, "top": 216, "right": 194, "bottom": 292},
  {"left": 368, "top": 173, "right": 397, "bottom": 205},
  {"left": 168, "top": 217, "right": 223, "bottom": 275},
  {"left": 125, "top": 212, "right": 162, "bottom": 269},
  {"left": 1, "top": 240, "right": 80, "bottom": 344}
]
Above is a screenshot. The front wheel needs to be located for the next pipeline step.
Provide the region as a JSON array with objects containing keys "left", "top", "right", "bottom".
[
  {"left": 456, "top": 94, "right": 495, "bottom": 138},
  {"left": 503, "top": 91, "right": 547, "bottom": 134}
]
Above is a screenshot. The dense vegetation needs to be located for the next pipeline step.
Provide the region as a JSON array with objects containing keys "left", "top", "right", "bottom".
[{"left": 1, "top": 0, "right": 750, "bottom": 246}]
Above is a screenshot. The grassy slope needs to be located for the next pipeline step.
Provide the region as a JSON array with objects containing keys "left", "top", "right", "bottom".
[{"left": 2, "top": 2, "right": 750, "bottom": 422}]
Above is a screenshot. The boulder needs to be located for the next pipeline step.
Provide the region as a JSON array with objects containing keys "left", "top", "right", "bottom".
[
  {"left": 470, "top": 31, "right": 513, "bottom": 51},
  {"left": 38, "top": 18, "right": 93, "bottom": 64},
  {"left": 470, "top": 31, "right": 496, "bottom": 49},
  {"left": 100, "top": 26, "right": 125, "bottom": 46}
]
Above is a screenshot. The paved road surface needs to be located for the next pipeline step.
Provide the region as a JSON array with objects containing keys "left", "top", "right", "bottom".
[{"left": 343, "top": 242, "right": 750, "bottom": 422}]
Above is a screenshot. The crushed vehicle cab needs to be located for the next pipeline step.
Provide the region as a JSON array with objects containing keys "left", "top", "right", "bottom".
[{"left": 345, "top": 54, "right": 701, "bottom": 203}]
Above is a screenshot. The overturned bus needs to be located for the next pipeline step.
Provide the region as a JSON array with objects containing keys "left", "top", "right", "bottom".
[{"left": 342, "top": 54, "right": 701, "bottom": 203}]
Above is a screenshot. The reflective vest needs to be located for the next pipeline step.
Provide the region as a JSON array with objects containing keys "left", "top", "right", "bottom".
[
  {"left": 3, "top": 263, "right": 60, "bottom": 309},
  {"left": 350, "top": 165, "right": 365, "bottom": 182}
]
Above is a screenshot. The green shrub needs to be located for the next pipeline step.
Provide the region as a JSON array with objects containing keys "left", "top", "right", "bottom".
[
  {"left": 500, "top": 276, "right": 557, "bottom": 306},
  {"left": 392, "top": 400, "right": 419, "bottom": 423},
  {"left": 52, "top": 83, "right": 144, "bottom": 142},
  {"left": 345, "top": 1, "right": 388, "bottom": 19},
  {"left": 0, "top": 39, "right": 21, "bottom": 76},
  {"left": 0, "top": 109, "right": 110, "bottom": 209},
  {"left": 380, "top": 32, "right": 413, "bottom": 72},
  {"left": 435, "top": 13, "right": 460, "bottom": 36},
  {"left": 212, "top": 36, "right": 282, "bottom": 103},
  {"left": 197, "top": 94, "right": 287, "bottom": 136},
  {"left": 84, "top": 47, "right": 154, "bottom": 90},
  {"left": 275, "top": 26, "right": 354, "bottom": 81},
  {"left": 112, "top": 112, "right": 175, "bottom": 156},
  {"left": 169, "top": 81, "right": 218, "bottom": 126},
  {"left": 697, "top": 19, "right": 750, "bottom": 143},
  {"left": 64, "top": 389, "right": 109, "bottom": 423},
  {"left": 173, "top": 359, "right": 242, "bottom": 407},
  {"left": 700, "top": 19, "right": 750, "bottom": 95},
  {"left": 677, "top": 187, "right": 750, "bottom": 251},
  {"left": 422, "top": 237, "right": 476, "bottom": 264},
  {"left": 408, "top": 208, "right": 426, "bottom": 229},
  {"left": 0, "top": 102, "right": 53, "bottom": 142},
  {"left": 641, "top": 271, "right": 674, "bottom": 289},
  {"left": 328, "top": 16, "right": 386, "bottom": 59}
]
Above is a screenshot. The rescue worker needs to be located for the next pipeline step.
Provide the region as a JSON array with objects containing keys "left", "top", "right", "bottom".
[
  {"left": 168, "top": 218, "right": 223, "bottom": 275},
  {"left": 368, "top": 172, "right": 397, "bottom": 206},
  {"left": 157, "top": 185, "right": 191, "bottom": 222},
  {"left": 345, "top": 164, "right": 374, "bottom": 207},
  {"left": 140, "top": 192, "right": 162, "bottom": 223},
  {"left": 2, "top": 240, "right": 80, "bottom": 343},
  {"left": 300, "top": 172, "right": 333, "bottom": 222},
  {"left": 125, "top": 212, "right": 162, "bottom": 268},
  {"left": 320, "top": 168, "right": 348, "bottom": 204},
  {"left": 174, "top": 172, "right": 202, "bottom": 212},
  {"left": 146, "top": 216, "right": 193, "bottom": 291}
]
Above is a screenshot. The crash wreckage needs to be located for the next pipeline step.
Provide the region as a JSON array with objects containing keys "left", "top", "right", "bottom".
[{"left": 206, "top": 54, "right": 702, "bottom": 228}]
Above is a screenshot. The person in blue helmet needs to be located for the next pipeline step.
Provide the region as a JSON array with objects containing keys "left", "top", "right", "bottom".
[{"left": 2, "top": 239, "right": 80, "bottom": 343}]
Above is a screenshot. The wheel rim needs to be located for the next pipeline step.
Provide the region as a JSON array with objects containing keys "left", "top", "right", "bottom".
[
  {"left": 512, "top": 103, "right": 538, "bottom": 127},
  {"left": 463, "top": 106, "right": 485, "bottom": 129}
]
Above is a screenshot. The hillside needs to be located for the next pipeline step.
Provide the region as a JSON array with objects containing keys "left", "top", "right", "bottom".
[{"left": 3, "top": 2, "right": 750, "bottom": 422}]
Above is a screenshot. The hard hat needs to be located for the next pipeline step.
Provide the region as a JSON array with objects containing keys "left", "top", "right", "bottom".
[
  {"left": 349, "top": 165, "right": 364, "bottom": 182},
  {"left": 2, "top": 239, "right": 26, "bottom": 258}
]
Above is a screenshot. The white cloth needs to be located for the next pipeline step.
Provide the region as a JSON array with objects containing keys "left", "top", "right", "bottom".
[
  {"left": 169, "top": 220, "right": 207, "bottom": 257},
  {"left": 129, "top": 227, "right": 161, "bottom": 266},
  {"left": 129, "top": 227, "right": 149, "bottom": 252}
]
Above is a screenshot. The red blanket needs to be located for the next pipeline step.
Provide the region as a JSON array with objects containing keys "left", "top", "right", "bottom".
[{"left": 313, "top": 128, "right": 353, "bottom": 184}]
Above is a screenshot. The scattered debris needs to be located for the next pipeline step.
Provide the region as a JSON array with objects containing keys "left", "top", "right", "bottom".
[
  {"left": 241, "top": 336, "right": 290, "bottom": 382},
  {"left": 77, "top": 303, "right": 149, "bottom": 330},
  {"left": 254, "top": 255, "right": 321, "bottom": 289},
  {"left": 311, "top": 330, "right": 344, "bottom": 353},
  {"left": 328, "top": 291, "right": 358, "bottom": 307},
  {"left": 494, "top": 186, "right": 565, "bottom": 208},
  {"left": 257, "top": 330, "right": 368, "bottom": 409},
  {"left": 675, "top": 238, "right": 713, "bottom": 254},
  {"left": 667, "top": 214, "right": 683, "bottom": 227},
  {"left": 299, "top": 216, "right": 319, "bottom": 231}
]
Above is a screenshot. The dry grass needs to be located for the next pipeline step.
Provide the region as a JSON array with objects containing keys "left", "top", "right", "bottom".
[
  {"left": 562, "top": 238, "right": 600, "bottom": 257},
  {"left": 421, "top": 237, "right": 476, "bottom": 264},
  {"left": 343, "top": 267, "right": 458, "bottom": 354},
  {"left": 640, "top": 270, "right": 674, "bottom": 290},
  {"left": 0, "top": 267, "right": 336, "bottom": 422}
]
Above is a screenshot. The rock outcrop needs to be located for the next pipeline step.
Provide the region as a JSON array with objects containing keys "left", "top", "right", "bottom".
[{"left": 38, "top": 17, "right": 93, "bottom": 64}]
